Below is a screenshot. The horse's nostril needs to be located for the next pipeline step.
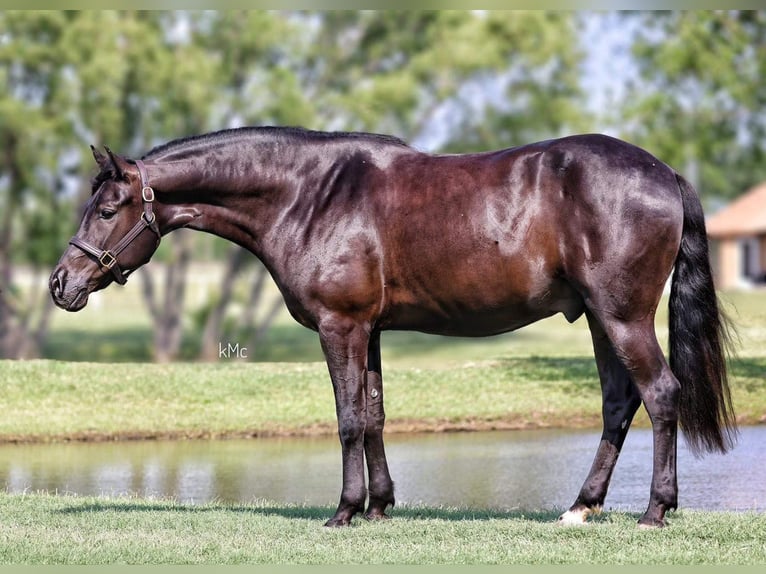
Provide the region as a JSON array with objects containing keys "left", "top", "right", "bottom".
[{"left": 49, "top": 268, "right": 66, "bottom": 298}]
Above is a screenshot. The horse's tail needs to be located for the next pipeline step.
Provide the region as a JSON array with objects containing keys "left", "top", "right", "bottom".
[{"left": 669, "top": 172, "right": 737, "bottom": 455}]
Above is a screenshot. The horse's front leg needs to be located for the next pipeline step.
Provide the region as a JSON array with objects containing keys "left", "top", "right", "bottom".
[
  {"left": 363, "top": 330, "right": 395, "bottom": 519},
  {"left": 320, "top": 318, "right": 370, "bottom": 527}
]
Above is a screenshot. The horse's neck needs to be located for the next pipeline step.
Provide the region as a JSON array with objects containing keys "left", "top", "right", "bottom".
[{"left": 148, "top": 143, "right": 310, "bottom": 257}]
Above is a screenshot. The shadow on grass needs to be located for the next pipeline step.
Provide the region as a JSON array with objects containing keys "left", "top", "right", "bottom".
[
  {"left": 498, "top": 355, "right": 765, "bottom": 391},
  {"left": 54, "top": 499, "right": 598, "bottom": 524},
  {"left": 42, "top": 323, "right": 526, "bottom": 364},
  {"left": 499, "top": 356, "right": 597, "bottom": 381},
  {"left": 498, "top": 356, "right": 601, "bottom": 398},
  {"left": 43, "top": 327, "right": 157, "bottom": 363},
  {"left": 729, "top": 357, "right": 766, "bottom": 381}
]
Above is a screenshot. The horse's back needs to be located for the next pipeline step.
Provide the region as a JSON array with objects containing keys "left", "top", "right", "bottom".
[{"left": 370, "top": 139, "right": 575, "bottom": 333}]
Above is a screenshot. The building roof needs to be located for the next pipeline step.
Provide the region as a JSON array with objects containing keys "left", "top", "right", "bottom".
[{"left": 707, "top": 181, "right": 766, "bottom": 238}]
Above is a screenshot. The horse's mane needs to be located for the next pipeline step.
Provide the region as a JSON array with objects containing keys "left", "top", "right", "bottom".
[{"left": 143, "top": 126, "right": 411, "bottom": 160}]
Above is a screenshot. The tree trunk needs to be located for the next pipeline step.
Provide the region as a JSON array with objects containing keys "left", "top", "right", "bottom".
[
  {"left": 199, "top": 246, "right": 248, "bottom": 361},
  {"left": 0, "top": 252, "right": 18, "bottom": 358},
  {"left": 0, "top": 295, "right": 27, "bottom": 358},
  {"left": 198, "top": 248, "right": 285, "bottom": 362},
  {"left": 0, "top": 268, "right": 56, "bottom": 359},
  {"left": 243, "top": 295, "right": 284, "bottom": 361},
  {"left": 0, "top": 133, "right": 54, "bottom": 359},
  {"left": 236, "top": 262, "right": 269, "bottom": 335},
  {"left": 140, "top": 230, "right": 192, "bottom": 363},
  {"left": 239, "top": 264, "right": 284, "bottom": 361},
  {"left": 0, "top": 132, "right": 19, "bottom": 358}
]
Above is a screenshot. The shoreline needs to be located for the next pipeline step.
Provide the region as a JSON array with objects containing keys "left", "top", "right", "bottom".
[
  {"left": 1, "top": 412, "right": 763, "bottom": 445},
  {"left": 0, "top": 413, "right": 604, "bottom": 445}
]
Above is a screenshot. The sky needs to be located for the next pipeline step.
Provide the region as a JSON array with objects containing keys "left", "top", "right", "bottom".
[{"left": 580, "top": 12, "right": 639, "bottom": 119}]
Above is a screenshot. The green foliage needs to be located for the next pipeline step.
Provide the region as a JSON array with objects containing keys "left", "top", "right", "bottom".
[
  {"left": 0, "top": 12, "right": 72, "bottom": 266},
  {"left": 619, "top": 11, "right": 766, "bottom": 201},
  {"left": 441, "top": 12, "right": 589, "bottom": 152},
  {"left": 301, "top": 11, "right": 587, "bottom": 144}
]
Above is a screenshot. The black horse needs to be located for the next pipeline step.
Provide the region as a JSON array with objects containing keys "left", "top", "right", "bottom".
[{"left": 49, "top": 127, "right": 736, "bottom": 528}]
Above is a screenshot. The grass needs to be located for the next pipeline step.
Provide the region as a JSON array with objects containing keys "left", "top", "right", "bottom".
[
  {"left": 0, "top": 493, "right": 764, "bottom": 564},
  {"left": 0, "top": 359, "right": 589, "bottom": 440},
  {"left": 1, "top": 355, "right": 765, "bottom": 442}
]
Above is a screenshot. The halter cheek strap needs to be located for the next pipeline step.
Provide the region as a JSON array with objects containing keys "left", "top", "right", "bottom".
[{"left": 68, "top": 159, "right": 161, "bottom": 285}]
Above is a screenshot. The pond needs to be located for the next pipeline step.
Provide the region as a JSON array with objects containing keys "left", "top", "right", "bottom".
[{"left": 2, "top": 426, "right": 765, "bottom": 512}]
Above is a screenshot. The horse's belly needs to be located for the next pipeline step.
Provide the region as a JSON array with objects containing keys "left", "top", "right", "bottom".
[
  {"left": 383, "top": 305, "right": 557, "bottom": 336},
  {"left": 379, "top": 275, "right": 584, "bottom": 336}
]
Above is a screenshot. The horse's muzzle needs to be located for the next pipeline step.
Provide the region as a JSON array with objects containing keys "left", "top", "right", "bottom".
[{"left": 49, "top": 266, "right": 89, "bottom": 312}]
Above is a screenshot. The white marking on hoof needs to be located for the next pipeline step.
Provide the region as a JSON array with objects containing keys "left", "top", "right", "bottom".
[{"left": 558, "top": 508, "right": 591, "bottom": 526}]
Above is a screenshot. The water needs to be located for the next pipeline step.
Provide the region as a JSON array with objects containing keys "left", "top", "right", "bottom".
[{"left": 2, "top": 426, "right": 765, "bottom": 512}]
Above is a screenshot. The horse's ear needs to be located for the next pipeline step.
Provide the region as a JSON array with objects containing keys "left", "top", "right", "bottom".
[
  {"left": 91, "top": 145, "right": 109, "bottom": 170},
  {"left": 104, "top": 146, "right": 133, "bottom": 180}
]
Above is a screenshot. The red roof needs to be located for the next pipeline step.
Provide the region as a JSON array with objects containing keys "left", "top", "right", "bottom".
[{"left": 707, "top": 182, "right": 766, "bottom": 238}]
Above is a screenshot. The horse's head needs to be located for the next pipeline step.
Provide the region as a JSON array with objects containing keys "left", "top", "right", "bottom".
[{"left": 49, "top": 147, "right": 162, "bottom": 311}]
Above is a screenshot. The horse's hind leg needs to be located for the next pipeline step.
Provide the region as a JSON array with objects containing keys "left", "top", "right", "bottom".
[
  {"left": 363, "top": 331, "right": 395, "bottom": 519},
  {"left": 559, "top": 310, "right": 642, "bottom": 525},
  {"left": 583, "top": 311, "right": 680, "bottom": 528}
]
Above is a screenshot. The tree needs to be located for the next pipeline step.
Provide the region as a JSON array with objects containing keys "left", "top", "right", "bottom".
[
  {"left": 0, "top": 12, "right": 74, "bottom": 358},
  {"left": 298, "top": 11, "right": 587, "bottom": 145},
  {"left": 438, "top": 12, "right": 590, "bottom": 151},
  {"left": 59, "top": 11, "right": 220, "bottom": 362},
  {"left": 0, "top": 11, "right": 234, "bottom": 361},
  {"left": 617, "top": 11, "right": 766, "bottom": 203}
]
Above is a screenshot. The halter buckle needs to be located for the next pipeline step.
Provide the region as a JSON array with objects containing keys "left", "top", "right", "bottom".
[
  {"left": 99, "top": 250, "right": 117, "bottom": 270},
  {"left": 142, "top": 211, "right": 156, "bottom": 225},
  {"left": 142, "top": 186, "right": 155, "bottom": 202}
]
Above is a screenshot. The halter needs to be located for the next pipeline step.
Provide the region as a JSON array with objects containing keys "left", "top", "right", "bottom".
[{"left": 69, "top": 159, "right": 161, "bottom": 285}]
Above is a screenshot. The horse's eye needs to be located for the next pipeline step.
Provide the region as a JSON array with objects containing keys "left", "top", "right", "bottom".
[{"left": 100, "top": 209, "right": 116, "bottom": 220}]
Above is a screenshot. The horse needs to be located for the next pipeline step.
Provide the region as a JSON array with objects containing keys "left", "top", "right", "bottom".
[{"left": 49, "top": 126, "right": 737, "bottom": 528}]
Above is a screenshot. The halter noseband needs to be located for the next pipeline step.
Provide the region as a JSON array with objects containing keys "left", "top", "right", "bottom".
[{"left": 69, "top": 159, "right": 161, "bottom": 285}]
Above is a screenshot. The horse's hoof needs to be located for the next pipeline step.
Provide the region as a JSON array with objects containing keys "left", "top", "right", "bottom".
[
  {"left": 557, "top": 508, "right": 590, "bottom": 526},
  {"left": 637, "top": 509, "right": 667, "bottom": 529},
  {"left": 637, "top": 519, "right": 665, "bottom": 529},
  {"left": 363, "top": 510, "right": 391, "bottom": 521},
  {"left": 324, "top": 517, "right": 351, "bottom": 528}
]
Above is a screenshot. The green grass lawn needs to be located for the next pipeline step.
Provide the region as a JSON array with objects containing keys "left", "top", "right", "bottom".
[
  {"left": 1, "top": 355, "right": 764, "bottom": 442},
  {"left": 1, "top": 493, "right": 765, "bottom": 564}
]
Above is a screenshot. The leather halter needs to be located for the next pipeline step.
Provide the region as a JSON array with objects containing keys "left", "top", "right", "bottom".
[{"left": 69, "top": 159, "right": 161, "bottom": 285}]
